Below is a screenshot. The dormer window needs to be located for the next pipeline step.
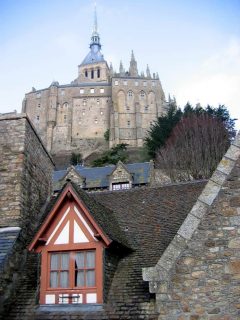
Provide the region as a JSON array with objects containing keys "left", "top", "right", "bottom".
[{"left": 28, "top": 186, "right": 108, "bottom": 305}]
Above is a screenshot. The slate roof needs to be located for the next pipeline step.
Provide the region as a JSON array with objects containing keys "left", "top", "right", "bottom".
[
  {"left": 81, "top": 48, "right": 105, "bottom": 66},
  {"left": 53, "top": 162, "right": 151, "bottom": 189},
  {"left": 6, "top": 180, "right": 207, "bottom": 320},
  {"left": 71, "top": 183, "right": 133, "bottom": 250},
  {"left": 0, "top": 227, "right": 20, "bottom": 270}
]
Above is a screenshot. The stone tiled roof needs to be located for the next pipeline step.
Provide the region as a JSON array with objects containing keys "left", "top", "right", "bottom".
[
  {"left": 71, "top": 183, "right": 132, "bottom": 250},
  {"left": 6, "top": 180, "right": 207, "bottom": 319},
  {"left": 53, "top": 162, "right": 151, "bottom": 189},
  {"left": 0, "top": 227, "right": 20, "bottom": 270}
]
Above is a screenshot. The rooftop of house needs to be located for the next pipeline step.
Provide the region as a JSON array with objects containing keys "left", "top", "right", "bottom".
[
  {"left": 53, "top": 162, "right": 152, "bottom": 189},
  {"left": 5, "top": 180, "right": 207, "bottom": 319},
  {"left": 0, "top": 227, "right": 21, "bottom": 270}
]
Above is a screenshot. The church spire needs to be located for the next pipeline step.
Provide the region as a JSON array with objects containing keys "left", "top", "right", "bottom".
[
  {"left": 129, "top": 50, "right": 138, "bottom": 77},
  {"left": 93, "top": 2, "right": 98, "bottom": 33},
  {"left": 90, "top": 2, "right": 101, "bottom": 49},
  {"left": 119, "top": 60, "right": 125, "bottom": 76},
  {"left": 146, "top": 64, "right": 151, "bottom": 78}
]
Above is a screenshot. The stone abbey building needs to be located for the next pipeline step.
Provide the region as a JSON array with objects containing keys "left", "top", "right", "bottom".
[{"left": 22, "top": 11, "right": 167, "bottom": 157}]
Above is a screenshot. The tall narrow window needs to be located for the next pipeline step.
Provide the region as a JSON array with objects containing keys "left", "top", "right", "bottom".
[
  {"left": 97, "top": 69, "right": 100, "bottom": 78},
  {"left": 91, "top": 70, "right": 94, "bottom": 79},
  {"left": 128, "top": 91, "right": 133, "bottom": 98},
  {"left": 75, "top": 251, "right": 95, "bottom": 287},
  {"left": 50, "top": 253, "right": 69, "bottom": 288},
  {"left": 85, "top": 70, "right": 88, "bottom": 78}
]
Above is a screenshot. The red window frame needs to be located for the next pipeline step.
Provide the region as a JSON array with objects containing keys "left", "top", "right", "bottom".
[
  {"left": 48, "top": 250, "right": 96, "bottom": 290},
  {"left": 49, "top": 252, "right": 70, "bottom": 288}
]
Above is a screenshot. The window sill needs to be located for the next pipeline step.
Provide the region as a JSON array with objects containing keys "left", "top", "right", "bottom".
[{"left": 37, "top": 304, "right": 103, "bottom": 312}]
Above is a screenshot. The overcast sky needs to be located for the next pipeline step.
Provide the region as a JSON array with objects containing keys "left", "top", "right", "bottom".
[{"left": 1, "top": 0, "right": 240, "bottom": 128}]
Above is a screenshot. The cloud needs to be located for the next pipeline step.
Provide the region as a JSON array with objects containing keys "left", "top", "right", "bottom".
[{"left": 175, "top": 36, "right": 240, "bottom": 128}]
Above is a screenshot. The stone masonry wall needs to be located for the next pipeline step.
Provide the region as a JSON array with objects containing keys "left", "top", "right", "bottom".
[
  {"left": 0, "top": 113, "right": 54, "bottom": 229},
  {"left": 0, "top": 113, "right": 54, "bottom": 318},
  {"left": 143, "top": 134, "right": 240, "bottom": 319}
]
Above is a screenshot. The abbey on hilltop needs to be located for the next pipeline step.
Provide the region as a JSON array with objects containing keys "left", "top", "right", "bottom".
[{"left": 22, "top": 8, "right": 168, "bottom": 157}]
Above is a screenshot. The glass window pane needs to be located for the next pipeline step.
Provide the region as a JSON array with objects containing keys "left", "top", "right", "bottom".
[
  {"left": 75, "top": 252, "right": 84, "bottom": 268},
  {"left": 50, "top": 254, "right": 58, "bottom": 270},
  {"left": 86, "top": 251, "right": 95, "bottom": 268},
  {"left": 61, "top": 253, "right": 69, "bottom": 269},
  {"left": 86, "top": 270, "right": 95, "bottom": 287},
  {"left": 76, "top": 270, "right": 84, "bottom": 287},
  {"left": 50, "top": 271, "right": 58, "bottom": 287},
  {"left": 60, "top": 271, "right": 69, "bottom": 288}
]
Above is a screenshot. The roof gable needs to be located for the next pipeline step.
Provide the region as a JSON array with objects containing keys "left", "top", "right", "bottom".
[{"left": 28, "top": 184, "right": 111, "bottom": 252}]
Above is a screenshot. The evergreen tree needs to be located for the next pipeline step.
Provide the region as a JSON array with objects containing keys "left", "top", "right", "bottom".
[{"left": 144, "top": 105, "right": 182, "bottom": 157}]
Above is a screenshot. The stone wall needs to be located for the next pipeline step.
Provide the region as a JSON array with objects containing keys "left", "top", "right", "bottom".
[
  {"left": 143, "top": 134, "right": 240, "bottom": 319},
  {"left": 0, "top": 113, "right": 53, "bottom": 229},
  {"left": 24, "top": 83, "right": 112, "bottom": 156},
  {"left": 0, "top": 113, "right": 54, "bottom": 318},
  {"left": 110, "top": 76, "right": 166, "bottom": 147}
]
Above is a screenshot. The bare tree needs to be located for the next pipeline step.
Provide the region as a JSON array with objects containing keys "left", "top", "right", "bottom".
[{"left": 156, "top": 114, "right": 230, "bottom": 181}]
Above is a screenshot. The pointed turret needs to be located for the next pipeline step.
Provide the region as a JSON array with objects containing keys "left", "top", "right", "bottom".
[
  {"left": 146, "top": 65, "right": 151, "bottom": 78},
  {"left": 129, "top": 50, "right": 138, "bottom": 77},
  {"left": 119, "top": 61, "right": 125, "bottom": 76},
  {"left": 109, "top": 62, "right": 114, "bottom": 76}
]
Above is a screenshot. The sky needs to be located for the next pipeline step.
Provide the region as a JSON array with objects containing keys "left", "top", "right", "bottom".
[{"left": 0, "top": 0, "right": 240, "bottom": 128}]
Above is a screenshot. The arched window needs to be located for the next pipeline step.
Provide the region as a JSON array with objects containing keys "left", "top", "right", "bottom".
[{"left": 128, "top": 91, "right": 133, "bottom": 98}]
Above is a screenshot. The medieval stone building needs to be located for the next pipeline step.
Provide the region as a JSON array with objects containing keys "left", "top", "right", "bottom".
[{"left": 22, "top": 10, "right": 167, "bottom": 157}]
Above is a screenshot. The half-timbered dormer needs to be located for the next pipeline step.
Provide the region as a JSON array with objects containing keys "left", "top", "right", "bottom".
[{"left": 28, "top": 184, "right": 114, "bottom": 305}]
